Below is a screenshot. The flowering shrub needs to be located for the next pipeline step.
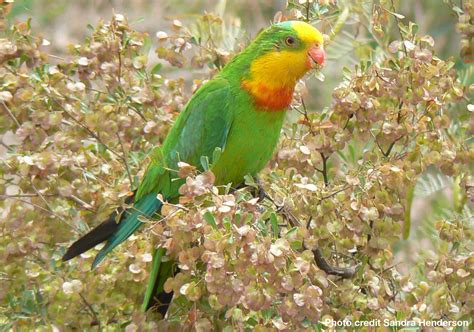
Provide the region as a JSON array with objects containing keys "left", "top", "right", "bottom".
[{"left": 0, "top": 0, "right": 472, "bottom": 330}]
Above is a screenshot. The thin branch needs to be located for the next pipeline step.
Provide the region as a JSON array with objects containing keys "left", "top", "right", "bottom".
[
  {"left": 316, "top": 152, "right": 329, "bottom": 186},
  {"left": 319, "top": 185, "right": 350, "bottom": 202},
  {"left": 116, "top": 132, "right": 133, "bottom": 186},
  {"left": 396, "top": 101, "right": 404, "bottom": 124},
  {"left": 342, "top": 113, "right": 354, "bottom": 130},
  {"left": 389, "top": 0, "right": 408, "bottom": 55},
  {"left": 68, "top": 195, "right": 96, "bottom": 212},
  {"left": 300, "top": 97, "right": 315, "bottom": 136},
  {"left": 52, "top": 99, "right": 122, "bottom": 159},
  {"left": 79, "top": 292, "right": 101, "bottom": 327},
  {"left": 305, "top": 0, "right": 311, "bottom": 22},
  {"left": 12, "top": 197, "right": 80, "bottom": 232},
  {"left": 30, "top": 179, "right": 60, "bottom": 216},
  {"left": 383, "top": 135, "right": 404, "bottom": 157},
  {"left": 0, "top": 193, "right": 55, "bottom": 199},
  {"left": 1, "top": 101, "right": 21, "bottom": 128}
]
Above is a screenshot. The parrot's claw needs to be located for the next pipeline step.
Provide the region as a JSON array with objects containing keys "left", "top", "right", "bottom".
[{"left": 256, "top": 184, "right": 270, "bottom": 203}]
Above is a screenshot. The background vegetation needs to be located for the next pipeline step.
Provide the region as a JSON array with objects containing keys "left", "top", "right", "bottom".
[{"left": 0, "top": 0, "right": 472, "bottom": 330}]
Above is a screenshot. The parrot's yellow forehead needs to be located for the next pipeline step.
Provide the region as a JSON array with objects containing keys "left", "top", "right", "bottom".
[{"left": 290, "top": 21, "right": 324, "bottom": 45}]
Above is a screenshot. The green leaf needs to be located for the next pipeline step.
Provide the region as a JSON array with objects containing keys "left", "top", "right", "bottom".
[
  {"left": 256, "top": 219, "right": 268, "bottom": 236},
  {"left": 386, "top": 9, "right": 405, "bottom": 19},
  {"left": 142, "top": 36, "right": 152, "bottom": 54},
  {"left": 223, "top": 216, "right": 231, "bottom": 232},
  {"left": 314, "top": 71, "right": 325, "bottom": 82},
  {"left": 203, "top": 211, "right": 217, "bottom": 229},
  {"left": 200, "top": 156, "right": 210, "bottom": 171},
  {"left": 290, "top": 240, "right": 303, "bottom": 250},
  {"left": 212, "top": 147, "right": 222, "bottom": 165},
  {"left": 270, "top": 213, "right": 279, "bottom": 238},
  {"left": 150, "top": 63, "right": 162, "bottom": 75},
  {"left": 285, "top": 227, "right": 298, "bottom": 237},
  {"left": 342, "top": 66, "right": 352, "bottom": 79}
]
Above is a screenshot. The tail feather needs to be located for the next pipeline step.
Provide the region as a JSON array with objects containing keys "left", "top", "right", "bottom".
[
  {"left": 62, "top": 214, "right": 120, "bottom": 261},
  {"left": 91, "top": 193, "right": 162, "bottom": 268},
  {"left": 62, "top": 193, "right": 135, "bottom": 262},
  {"left": 62, "top": 191, "right": 175, "bottom": 314},
  {"left": 142, "top": 247, "right": 176, "bottom": 314},
  {"left": 62, "top": 192, "right": 162, "bottom": 269}
]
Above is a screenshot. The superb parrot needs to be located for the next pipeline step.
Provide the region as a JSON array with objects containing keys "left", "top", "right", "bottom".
[{"left": 62, "top": 20, "right": 325, "bottom": 314}]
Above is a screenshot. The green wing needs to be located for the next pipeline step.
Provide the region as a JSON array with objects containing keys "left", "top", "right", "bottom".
[
  {"left": 136, "top": 76, "right": 234, "bottom": 200},
  {"left": 140, "top": 77, "right": 234, "bottom": 311}
]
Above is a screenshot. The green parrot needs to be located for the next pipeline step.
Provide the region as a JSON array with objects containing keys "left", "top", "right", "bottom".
[{"left": 62, "top": 20, "right": 325, "bottom": 314}]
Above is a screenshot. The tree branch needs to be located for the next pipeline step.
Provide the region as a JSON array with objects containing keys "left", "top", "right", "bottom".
[
  {"left": 316, "top": 152, "right": 330, "bottom": 186},
  {"left": 1, "top": 101, "right": 21, "bottom": 128},
  {"left": 79, "top": 292, "right": 101, "bottom": 327},
  {"left": 116, "top": 132, "right": 133, "bottom": 186},
  {"left": 261, "top": 188, "right": 358, "bottom": 279},
  {"left": 312, "top": 248, "right": 358, "bottom": 278}
]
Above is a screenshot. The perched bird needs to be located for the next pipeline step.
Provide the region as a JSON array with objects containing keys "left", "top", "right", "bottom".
[{"left": 62, "top": 20, "right": 325, "bottom": 315}]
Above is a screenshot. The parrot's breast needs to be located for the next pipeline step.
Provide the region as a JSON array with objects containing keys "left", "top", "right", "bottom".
[{"left": 211, "top": 104, "right": 286, "bottom": 187}]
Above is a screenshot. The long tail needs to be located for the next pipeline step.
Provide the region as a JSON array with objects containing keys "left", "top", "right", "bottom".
[
  {"left": 142, "top": 247, "right": 176, "bottom": 315},
  {"left": 62, "top": 192, "right": 175, "bottom": 315},
  {"left": 62, "top": 192, "right": 162, "bottom": 268}
]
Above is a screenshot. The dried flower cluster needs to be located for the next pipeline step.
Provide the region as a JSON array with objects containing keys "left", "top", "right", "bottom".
[
  {"left": 0, "top": 0, "right": 472, "bottom": 330},
  {"left": 454, "top": 1, "right": 473, "bottom": 62}
]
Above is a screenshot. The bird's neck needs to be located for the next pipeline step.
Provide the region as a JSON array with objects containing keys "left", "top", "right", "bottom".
[
  {"left": 239, "top": 49, "right": 308, "bottom": 111},
  {"left": 241, "top": 79, "right": 294, "bottom": 111},
  {"left": 220, "top": 46, "right": 309, "bottom": 111}
]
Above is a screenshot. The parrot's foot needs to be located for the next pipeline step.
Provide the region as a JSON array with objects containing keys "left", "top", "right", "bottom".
[
  {"left": 255, "top": 183, "right": 271, "bottom": 203},
  {"left": 235, "top": 176, "right": 273, "bottom": 203}
]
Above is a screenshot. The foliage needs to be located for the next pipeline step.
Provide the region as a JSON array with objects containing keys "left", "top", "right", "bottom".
[{"left": 0, "top": 0, "right": 473, "bottom": 330}]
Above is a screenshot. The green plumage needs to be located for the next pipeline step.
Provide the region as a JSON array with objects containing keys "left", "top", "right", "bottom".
[
  {"left": 62, "top": 21, "right": 314, "bottom": 314},
  {"left": 137, "top": 66, "right": 285, "bottom": 311}
]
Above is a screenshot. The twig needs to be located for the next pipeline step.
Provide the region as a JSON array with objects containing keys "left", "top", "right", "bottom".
[
  {"left": 342, "top": 113, "right": 354, "bottom": 130},
  {"left": 52, "top": 99, "right": 122, "bottom": 159},
  {"left": 1, "top": 101, "right": 21, "bottom": 128},
  {"left": 30, "top": 180, "right": 52, "bottom": 207},
  {"left": 68, "top": 195, "right": 95, "bottom": 212},
  {"left": 319, "top": 185, "right": 350, "bottom": 202},
  {"left": 315, "top": 152, "right": 329, "bottom": 186},
  {"left": 79, "top": 292, "right": 101, "bottom": 327},
  {"left": 390, "top": 0, "right": 408, "bottom": 55},
  {"left": 12, "top": 197, "right": 80, "bottom": 232},
  {"left": 0, "top": 193, "right": 55, "bottom": 198},
  {"left": 305, "top": 0, "right": 311, "bottom": 21},
  {"left": 54, "top": 98, "right": 134, "bottom": 187},
  {"left": 300, "top": 97, "right": 316, "bottom": 136},
  {"left": 383, "top": 135, "right": 403, "bottom": 157},
  {"left": 396, "top": 101, "right": 404, "bottom": 124},
  {"left": 116, "top": 132, "right": 133, "bottom": 186}
]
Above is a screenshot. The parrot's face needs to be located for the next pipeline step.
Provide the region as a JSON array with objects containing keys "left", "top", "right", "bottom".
[
  {"left": 247, "top": 21, "right": 325, "bottom": 85},
  {"left": 240, "top": 21, "right": 325, "bottom": 110},
  {"left": 272, "top": 20, "right": 326, "bottom": 69}
]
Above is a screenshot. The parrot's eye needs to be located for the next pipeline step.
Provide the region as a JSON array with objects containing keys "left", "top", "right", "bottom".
[{"left": 285, "top": 36, "right": 296, "bottom": 46}]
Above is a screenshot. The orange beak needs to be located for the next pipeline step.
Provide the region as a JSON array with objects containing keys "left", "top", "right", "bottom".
[{"left": 308, "top": 45, "right": 325, "bottom": 67}]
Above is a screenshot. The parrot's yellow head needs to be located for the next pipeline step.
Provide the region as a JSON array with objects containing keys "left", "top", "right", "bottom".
[{"left": 240, "top": 21, "right": 325, "bottom": 111}]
